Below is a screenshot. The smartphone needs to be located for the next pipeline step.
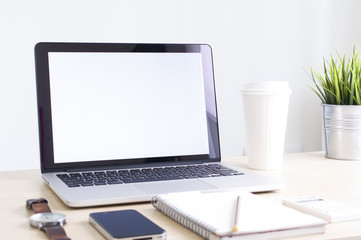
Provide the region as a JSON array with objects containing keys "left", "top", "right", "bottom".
[{"left": 89, "top": 209, "right": 166, "bottom": 240}]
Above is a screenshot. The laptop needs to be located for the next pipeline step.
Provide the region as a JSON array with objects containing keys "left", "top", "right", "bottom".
[{"left": 34, "top": 42, "right": 283, "bottom": 207}]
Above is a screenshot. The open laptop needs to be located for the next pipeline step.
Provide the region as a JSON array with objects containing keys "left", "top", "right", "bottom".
[{"left": 34, "top": 42, "right": 283, "bottom": 207}]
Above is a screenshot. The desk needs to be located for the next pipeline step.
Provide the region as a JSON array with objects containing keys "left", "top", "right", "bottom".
[{"left": 2, "top": 152, "right": 361, "bottom": 239}]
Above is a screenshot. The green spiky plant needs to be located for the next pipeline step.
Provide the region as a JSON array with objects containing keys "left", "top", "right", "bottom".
[{"left": 308, "top": 46, "right": 361, "bottom": 105}]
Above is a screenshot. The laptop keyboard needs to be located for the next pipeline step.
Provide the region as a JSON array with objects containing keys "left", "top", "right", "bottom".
[{"left": 56, "top": 164, "right": 245, "bottom": 188}]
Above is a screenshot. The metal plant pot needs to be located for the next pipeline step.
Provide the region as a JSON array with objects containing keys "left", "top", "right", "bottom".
[{"left": 323, "top": 104, "right": 361, "bottom": 160}]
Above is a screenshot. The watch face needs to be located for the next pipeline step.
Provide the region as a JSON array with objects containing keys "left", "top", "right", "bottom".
[{"left": 29, "top": 213, "right": 67, "bottom": 229}]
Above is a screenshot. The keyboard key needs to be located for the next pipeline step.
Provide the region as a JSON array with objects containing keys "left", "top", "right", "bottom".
[
  {"left": 184, "top": 175, "right": 199, "bottom": 179},
  {"left": 107, "top": 180, "right": 123, "bottom": 185},
  {"left": 94, "top": 181, "right": 107, "bottom": 186},
  {"left": 67, "top": 184, "right": 81, "bottom": 188},
  {"left": 80, "top": 182, "right": 94, "bottom": 187}
]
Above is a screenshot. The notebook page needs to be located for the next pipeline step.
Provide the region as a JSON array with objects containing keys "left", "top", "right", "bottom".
[{"left": 161, "top": 191, "right": 326, "bottom": 236}]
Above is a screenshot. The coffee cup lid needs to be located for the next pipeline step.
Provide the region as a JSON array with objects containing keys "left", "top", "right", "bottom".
[{"left": 240, "top": 81, "right": 292, "bottom": 95}]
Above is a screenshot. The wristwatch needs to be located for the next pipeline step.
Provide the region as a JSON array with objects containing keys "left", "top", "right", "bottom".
[{"left": 26, "top": 198, "right": 71, "bottom": 240}]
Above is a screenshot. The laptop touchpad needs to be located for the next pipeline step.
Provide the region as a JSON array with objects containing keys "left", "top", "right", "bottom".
[{"left": 136, "top": 179, "right": 216, "bottom": 194}]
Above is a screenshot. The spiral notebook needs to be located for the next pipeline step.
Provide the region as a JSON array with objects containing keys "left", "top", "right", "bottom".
[{"left": 151, "top": 191, "right": 326, "bottom": 240}]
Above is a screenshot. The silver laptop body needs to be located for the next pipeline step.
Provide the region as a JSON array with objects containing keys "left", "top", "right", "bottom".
[{"left": 35, "top": 42, "right": 283, "bottom": 207}]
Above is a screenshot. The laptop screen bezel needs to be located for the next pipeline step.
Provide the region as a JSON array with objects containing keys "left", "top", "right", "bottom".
[{"left": 34, "top": 42, "right": 221, "bottom": 172}]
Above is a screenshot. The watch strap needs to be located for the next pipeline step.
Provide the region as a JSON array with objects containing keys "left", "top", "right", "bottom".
[
  {"left": 26, "top": 198, "right": 52, "bottom": 214},
  {"left": 32, "top": 202, "right": 52, "bottom": 213},
  {"left": 43, "top": 226, "right": 71, "bottom": 240}
]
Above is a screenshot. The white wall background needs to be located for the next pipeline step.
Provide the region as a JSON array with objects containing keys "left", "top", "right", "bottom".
[{"left": 1, "top": 0, "right": 361, "bottom": 171}]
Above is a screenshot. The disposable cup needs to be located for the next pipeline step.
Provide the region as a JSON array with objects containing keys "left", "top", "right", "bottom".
[{"left": 240, "top": 81, "right": 291, "bottom": 170}]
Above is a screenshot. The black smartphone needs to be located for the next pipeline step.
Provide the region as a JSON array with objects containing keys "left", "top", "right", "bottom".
[{"left": 89, "top": 209, "right": 167, "bottom": 240}]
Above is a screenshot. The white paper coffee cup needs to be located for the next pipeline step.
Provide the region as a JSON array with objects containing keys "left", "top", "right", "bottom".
[{"left": 240, "top": 81, "right": 291, "bottom": 170}]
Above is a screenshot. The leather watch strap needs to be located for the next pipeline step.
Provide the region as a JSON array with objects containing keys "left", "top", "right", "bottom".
[
  {"left": 31, "top": 202, "right": 52, "bottom": 214},
  {"left": 26, "top": 198, "right": 52, "bottom": 213},
  {"left": 43, "top": 226, "right": 71, "bottom": 240}
]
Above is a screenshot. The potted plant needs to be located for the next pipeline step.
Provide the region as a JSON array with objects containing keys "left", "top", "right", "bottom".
[{"left": 308, "top": 46, "right": 361, "bottom": 160}]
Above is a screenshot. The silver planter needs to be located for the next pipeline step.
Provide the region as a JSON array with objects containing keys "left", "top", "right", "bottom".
[{"left": 323, "top": 104, "right": 361, "bottom": 160}]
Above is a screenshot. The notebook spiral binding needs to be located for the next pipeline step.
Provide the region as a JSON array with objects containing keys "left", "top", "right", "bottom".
[{"left": 151, "top": 196, "right": 217, "bottom": 239}]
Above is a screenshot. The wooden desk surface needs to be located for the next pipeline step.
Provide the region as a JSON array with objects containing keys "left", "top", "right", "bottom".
[{"left": 2, "top": 152, "right": 361, "bottom": 239}]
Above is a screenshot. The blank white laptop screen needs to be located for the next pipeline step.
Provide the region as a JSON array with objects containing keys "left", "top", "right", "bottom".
[{"left": 48, "top": 52, "right": 210, "bottom": 164}]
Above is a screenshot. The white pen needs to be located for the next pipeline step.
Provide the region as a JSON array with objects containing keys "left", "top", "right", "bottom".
[{"left": 232, "top": 196, "right": 241, "bottom": 232}]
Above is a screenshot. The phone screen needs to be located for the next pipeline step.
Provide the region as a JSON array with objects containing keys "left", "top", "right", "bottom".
[{"left": 89, "top": 210, "right": 166, "bottom": 240}]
